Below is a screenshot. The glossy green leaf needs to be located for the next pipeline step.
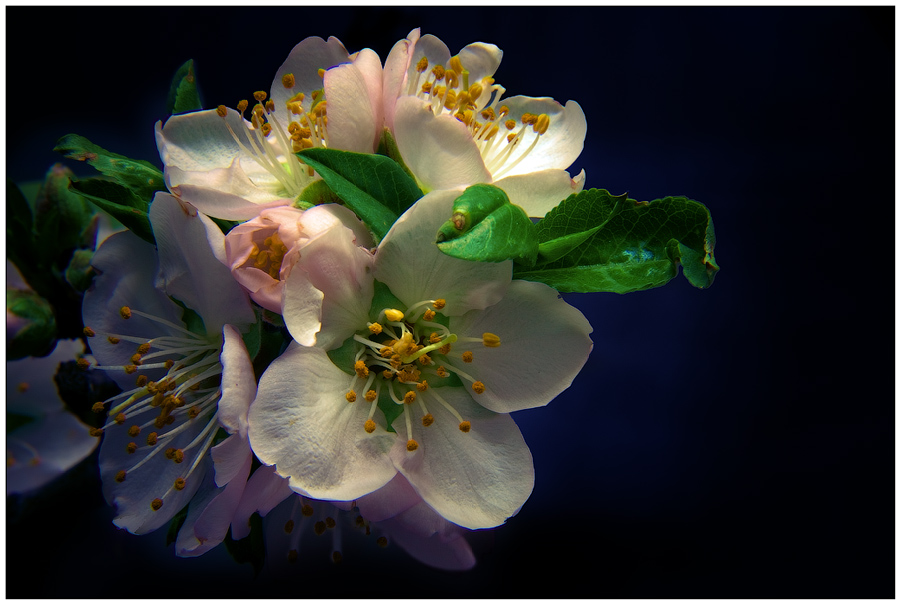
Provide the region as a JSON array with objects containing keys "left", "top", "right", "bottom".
[
  {"left": 435, "top": 184, "right": 539, "bottom": 265},
  {"left": 376, "top": 127, "right": 417, "bottom": 183},
  {"left": 297, "top": 179, "right": 340, "bottom": 208},
  {"left": 7, "top": 288, "right": 57, "bottom": 360},
  {"left": 166, "top": 59, "right": 202, "bottom": 115},
  {"left": 69, "top": 178, "right": 155, "bottom": 244},
  {"left": 514, "top": 188, "right": 719, "bottom": 293},
  {"left": 54, "top": 134, "right": 166, "bottom": 203},
  {"left": 298, "top": 147, "right": 424, "bottom": 242}
]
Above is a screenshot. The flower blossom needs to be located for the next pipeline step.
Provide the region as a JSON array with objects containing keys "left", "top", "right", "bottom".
[
  {"left": 383, "top": 29, "right": 587, "bottom": 216},
  {"left": 156, "top": 36, "right": 384, "bottom": 220},
  {"left": 248, "top": 190, "right": 593, "bottom": 529},
  {"left": 224, "top": 203, "right": 373, "bottom": 313},
  {"left": 6, "top": 339, "right": 98, "bottom": 495},
  {"left": 82, "top": 192, "right": 257, "bottom": 534}
]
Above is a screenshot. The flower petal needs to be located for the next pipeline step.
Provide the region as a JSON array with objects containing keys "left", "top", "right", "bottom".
[
  {"left": 217, "top": 325, "right": 256, "bottom": 437},
  {"left": 248, "top": 343, "right": 397, "bottom": 501},
  {"left": 354, "top": 473, "right": 422, "bottom": 522},
  {"left": 409, "top": 34, "right": 451, "bottom": 77},
  {"left": 457, "top": 41, "right": 503, "bottom": 85},
  {"left": 281, "top": 268, "right": 325, "bottom": 346},
  {"left": 374, "top": 190, "right": 511, "bottom": 316},
  {"left": 323, "top": 62, "right": 378, "bottom": 153},
  {"left": 170, "top": 179, "right": 291, "bottom": 221},
  {"left": 392, "top": 95, "right": 491, "bottom": 192},
  {"left": 231, "top": 465, "right": 293, "bottom": 540},
  {"left": 149, "top": 193, "right": 255, "bottom": 334},
  {"left": 210, "top": 433, "right": 251, "bottom": 487},
  {"left": 383, "top": 28, "right": 420, "bottom": 131},
  {"left": 490, "top": 97, "right": 587, "bottom": 178},
  {"left": 450, "top": 280, "right": 593, "bottom": 413},
  {"left": 270, "top": 36, "right": 351, "bottom": 128},
  {"left": 389, "top": 387, "right": 534, "bottom": 530},
  {"left": 381, "top": 500, "right": 476, "bottom": 570},
  {"left": 494, "top": 168, "right": 585, "bottom": 218}
]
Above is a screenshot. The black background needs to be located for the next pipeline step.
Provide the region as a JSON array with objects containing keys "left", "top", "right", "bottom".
[{"left": 6, "top": 6, "right": 894, "bottom": 598}]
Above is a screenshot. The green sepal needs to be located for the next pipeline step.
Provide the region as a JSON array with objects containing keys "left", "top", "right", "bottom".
[
  {"left": 165, "top": 503, "right": 191, "bottom": 547},
  {"left": 6, "top": 288, "right": 57, "bottom": 360},
  {"left": 224, "top": 512, "right": 265, "bottom": 576},
  {"left": 64, "top": 249, "right": 95, "bottom": 293},
  {"left": 68, "top": 178, "right": 155, "bottom": 244},
  {"left": 54, "top": 134, "right": 166, "bottom": 204},
  {"left": 368, "top": 279, "right": 405, "bottom": 322},
  {"left": 166, "top": 59, "right": 202, "bottom": 115},
  {"left": 436, "top": 184, "right": 539, "bottom": 266},
  {"left": 7, "top": 412, "right": 37, "bottom": 433},
  {"left": 377, "top": 390, "right": 402, "bottom": 434},
  {"left": 170, "top": 297, "right": 206, "bottom": 336},
  {"left": 33, "top": 164, "right": 95, "bottom": 259},
  {"left": 298, "top": 147, "right": 424, "bottom": 243},
  {"left": 241, "top": 312, "right": 263, "bottom": 361},
  {"left": 514, "top": 188, "right": 719, "bottom": 293},
  {"left": 326, "top": 335, "right": 359, "bottom": 376},
  {"left": 376, "top": 127, "right": 417, "bottom": 183},
  {"left": 298, "top": 178, "right": 340, "bottom": 208}
]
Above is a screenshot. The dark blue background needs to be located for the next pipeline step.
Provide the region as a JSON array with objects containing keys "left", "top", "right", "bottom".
[{"left": 6, "top": 6, "right": 893, "bottom": 598}]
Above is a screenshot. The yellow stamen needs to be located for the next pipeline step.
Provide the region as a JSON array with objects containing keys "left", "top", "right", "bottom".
[
  {"left": 462, "top": 351, "right": 473, "bottom": 363},
  {"left": 253, "top": 91, "right": 267, "bottom": 102},
  {"left": 472, "top": 381, "right": 486, "bottom": 394},
  {"left": 216, "top": 105, "right": 228, "bottom": 118},
  {"left": 403, "top": 391, "right": 417, "bottom": 405},
  {"left": 83, "top": 327, "right": 95, "bottom": 337},
  {"left": 406, "top": 439, "right": 419, "bottom": 452},
  {"left": 483, "top": 332, "right": 501, "bottom": 347},
  {"left": 115, "top": 470, "right": 126, "bottom": 482},
  {"left": 459, "top": 421, "right": 472, "bottom": 433},
  {"left": 150, "top": 498, "right": 163, "bottom": 511},
  {"left": 282, "top": 73, "right": 295, "bottom": 88},
  {"left": 364, "top": 390, "right": 377, "bottom": 403},
  {"left": 364, "top": 419, "right": 376, "bottom": 433},
  {"left": 368, "top": 322, "right": 383, "bottom": 335},
  {"left": 422, "top": 413, "right": 434, "bottom": 427},
  {"left": 174, "top": 477, "right": 186, "bottom": 491},
  {"left": 346, "top": 391, "right": 357, "bottom": 403},
  {"left": 384, "top": 308, "right": 404, "bottom": 322}
]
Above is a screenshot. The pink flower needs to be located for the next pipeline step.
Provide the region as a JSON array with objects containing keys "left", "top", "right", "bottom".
[{"left": 224, "top": 204, "right": 374, "bottom": 314}]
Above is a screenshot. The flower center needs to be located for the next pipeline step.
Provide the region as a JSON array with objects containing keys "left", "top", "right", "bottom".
[
  {"left": 244, "top": 230, "right": 290, "bottom": 280},
  {"left": 216, "top": 71, "right": 331, "bottom": 199},
  {"left": 83, "top": 306, "right": 224, "bottom": 511},
  {"left": 406, "top": 54, "right": 551, "bottom": 180},
  {"left": 340, "top": 296, "right": 501, "bottom": 452}
]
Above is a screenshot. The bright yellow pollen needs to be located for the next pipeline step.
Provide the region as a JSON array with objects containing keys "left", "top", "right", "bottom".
[
  {"left": 392, "top": 332, "right": 416, "bottom": 357},
  {"left": 384, "top": 308, "right": 404, "bottom": 322},
  {"left": 364, "top": 390, "right": 377, "bottom": 403},
  {"left": 317, "top": 68, "right": 326, "bottom": 78},
  {"left": 422, "top": 413, "right": 434, "bottom": 427},
  {"left": 150, "top": 498, "right": 163, "bottom": 511},
  {"left": 429, "top": 332, "right": 442, "bottom": 344},
  {"left": 505, "top": 119, "right": 517, "bottom": 130},
  {"left": 354, "top": 360, "right": 369, "bottom": 378},
  {"left": 534, "top": 113, "right": 551, "bottom": 135},
  {"left": 459, "top": 421, "right": 472, "bottom": 433},
  {"left": 406, "top": 439, "right": 419, "bottom": 452},
  {"left": 216, "top": 105, "right": 228, "bottom": 117},
  {"left": 368, "top": 322, "right": 383, "bottom": 335},
  {"left": 468, "top": 83, "right": 483, "bottom": 101},
  {"left": 423, "top": 309, "right": 436, "bottom": 321},
  {"left": 482, "top": 332, "right": 501, "bottom": 347},
  {"left": 120, "top": 306, "right": 132, "bottom": 319},
  {"left": 253, "top": 90, "right": 267, "bottom": 102},
  {"left": 83, "top": 327, "right": 95, "bottom": 337},
  {"left": 431, "top": 65, "right": 445, "bottom": 80},
  {"left": 282, "top": 73, "right": 295, "bottom": 88},
  {"left": 462, "top": 351, "right": 473, "bottom": 363},
  {"left": 364, "top": 419, "right": 376, "bottom": 433},
  {"left": 432, "top": 299, "right": 446, "bottom": 310},
  {"left": 416, "top": 380, "right": 428, "bottom": 392},
  {"left": 403, "top": 391, "right": 417, "bottom": 405},
  {"left": 174, "top": 477, "right": 186, "bottom": 491},
  {"left": 416, "top": 56, "right": 429, "bottom": 72},
  {"left": 346, "top": 391, "right": 357, "bottom": 403},
  {"left": 449, "top": 55, "right": 463, "bottom": 74},
  {"left": 472, "top": 381, "right": 486, "bottom": 394}
]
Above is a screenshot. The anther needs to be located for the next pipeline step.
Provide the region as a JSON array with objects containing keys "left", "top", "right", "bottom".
[
  {"left": 384, "top": 309, "right": 404, "bottom": 322},
  {"left": 124, "top": 365, "right": 137, "bottom": 374},
  {"left": 449, "top": 55, "right": 464, "bottom": 74},
  {"left": 431, "top": 65, "right": 445, "bottom": 80},
  {"left": 165, "top": 447, "right": 176, "bottom": 460},
  {"left": 83, "top": 327, "right": 95, "bottom": 337},
  {"left": 282, "top": 73, "right": 295, "bottom": 88},
  {"left": 317, "top": 68, "right": 326, "bottom": 78},
  {"left": 188, "top": 406, "right": 200, "bottom": 419},
  {"left": 534, "top": 113, "right": 551, "bottom": 135},
  {"left": 325, "top": 517, "right": 336, "bottom": 529},
  {"left": 483, "top": 332, "right": 501, "bottom": 347},
  {"left": 472, "top": 381, "right": 486, "bottom": 394},
  {"left": 381, "top": 370, "right": 394, "bottom": 380},
  {"left": 287, "top": 549, "right": 298, "bottom": 563},
  {"left": 237, "top": 99, "right": 249, "bottom": 113},
  {"left": 423, "top": 309, "right": 436, "bottom": 321},
  {"left": 364, "top": 419, "right": 376, "bottom": 433},
  {"left": 146, "top": 432, "right": 158, "bottom": 446},
  {"left": 459, "top": 421, "right": 472, "bottom": 433},
  {"left": 346, "top": 391, "right": 357, "bottom": 403},
  {"left": 107, "top": 336, "right": 120, "bottom": 344},
  {"left": 150, "top": 498, "right": 163, "bottom": 511},
  {"left": 436, "top": 366, "right": 449, "bottom": 378},
  {"left": 115, "top": 470, "right": 126, "bottom": 482},
  {"left": 265, "top": 99, "right": 275, "bottom": 113},
  {"left": 416, "top": 380, "right": 428, "bottom": 392},
  {"left": 76, "top": 358, "right": 91, "bottom": 371},
  {"left": 354, "top": 360, "right": 369, "bottom": 378},
  {"left": 114, "top": 413, "right": 126, "bottom": 425},
  {"left": 173, "top": 449, "right": 185, "bottom": 464},
  {"left": 462, "top": 351, "right": 474, "bottom": 363},
  {"left": 174, "top": 477, "right": 186, "bottom": 491},
  {"left": 314, "top": 521, "right": 326, "bottom": 536},
  {"left": 136, "top": 375, "right": 148, "bottom": 387},
  {"left": 377, "top": 536, "right": 388, "bottom": 548},
  {"left": 332, "top": 551, "right": 342, "bottom": 564},
  {"left": 89, "top": 427, "right": 104, "bottom": 437},
  {"left": 422, "top": 414, "right": 434, "bottom": 427},
  {"left": 505, "top": 119, "right": 517, "bottom": 130},
  {"left": 92, "top": 402, "right": 105, "bottom": 414},
  {"left": 301, "top": 504, "right": 314, "bottom": 517},
  {"left": 368, "top": 322, "right": 383, "bottom": 335},
  {"left": 128, "top": 425, "right": 140, "bottom": 437},
  {"left": 216, "top": 105, "right": 228, "bottom": 117},
  {"left": 131, "top": 353, "right": 142, "bottom": 365},
  {"left": 432, "top": 299, "right": 446, "bottom": 310},
  {"left": 253, "top": 91, "right": 267, "bottom": 102},
  {"left": 164, "top": 360, "right": 175, "bottom": 369},
  {"left": 365, "top": 390, "right": 377, "bottom": 403},
  {"left": 125, "top": 442, "right": 137, "bottom": 454},
  {"left": 468, "top": 83, "right": 483, "bottom": 101},
  {"left": 119, "top": 306, "right": 131, "bottom": 319},
  {"left": 284, "top": 519, "right": 295, "bottom": 534},
  {"left": 416, "top": 56, "right": 429, "bottom": 72},
  {"left": 429, "top": 332, "right": 442, "bottom": 344},
  {"left": 403, "top": 391, "right": 417, "bottom": 405},
  {"left": 406, "top": 439, "right": 419, "bottom": 452}
]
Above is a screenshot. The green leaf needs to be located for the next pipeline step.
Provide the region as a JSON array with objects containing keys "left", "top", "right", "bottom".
[
  {"left": 224, "top": 512, "right": 265, "bottom": 576},
  {"left": 326, "top": 335, "right": 358, "bottom": 376},
  {"left": 166, "top": 59, "right": 202, "bottom": 115},
  {"left": 376, "top": 389, "right": 402, "bottom": 434},
  {"left": 54, "top": 134, "right": 166, "bottom": 204},
  {"left": 514, "top": 188, "right": 719, "bottom": 293},
  {"left": 64, "top": 249, "right": 95, "bottom": 293},
  {"left": 69, "top": 178, "right": 155, "bottom": 244},
  {"left": 6, "top": 288, "right": 57, "bottom": 360},
  {"left": 435, "top": 184, "right": 539, "bottom": 265},
  {"left": 297, "top": 179, "right": 340, "bottom": 208},
  {"left": 376, "top": 127, "right": 417, "bottom": 183},
  {"left": 33, "top": 164, "right": 95, "bottom": 258},
  {"left": 298, "top": 148, "right": 424, "bottom": 242},
  {"left": 165, "top": 504, "right": 190, "bottom": 547},
  {"left": 241, "top": 314, "right": 263, "bottom": 361}
]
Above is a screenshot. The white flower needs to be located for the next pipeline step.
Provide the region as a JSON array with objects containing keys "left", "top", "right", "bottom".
[
  {"left": 248, "top": 190, "right": 593, "bottom": 529},
  {"left": 82, "top": 193, "right": 256, "bottom": 534},
  {"left": 6, "top": 339, "right": 98, "bottom": 495},
  {"left": 156, "top": 36, "right": 384, "bottom": 220},
  {"left": 383, "top": 28, "right": 587, "bottom": 216}
]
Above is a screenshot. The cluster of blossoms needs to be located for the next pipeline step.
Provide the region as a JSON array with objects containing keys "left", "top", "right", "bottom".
[{"left": 12, "top": 29, "right": 594, "bottom": 570}]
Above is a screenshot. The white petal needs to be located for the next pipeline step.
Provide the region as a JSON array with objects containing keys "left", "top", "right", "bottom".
[
  {"left": 248, "top": 344, "right": 396, "bottom": 501},
  {"left": 210, "top": 433, "right": 251, "bottom": 487},
  {"left": 410, "top": 34, "right": 451, "bottom": 76},
  {"left": 6, "top": 339, "right": 83, "bottom": 416},
  {"left": 323, "top": 62, "right": 378, "bottom": 153},
  {"left": 352, "top": 48, "right": 384, "bottom": 150},
  {"left": 381, "top": 500, "right": 475, "bottom": 570},
  {"left": 149, "top": 193, "right": 255, "bottom": 334},
  {"left": 392, "top": 96, "right": 491, "bottom": 192},
  {"left": 282, "top": 268, "right": 325, "bottom": 346},
  {"left": 494, "top": 169, "right": 585, "bottom": 218},
  {"left": 389, "top": 387, "right": 534, "bottom": 530},
  {"left": 217, "top": 325, "right": 256, "bottom": 437},
  {"left": 170, "top": 179, "right": 291, "bottom": 221},
  {"left": 231, "top": 465, "right": 293, "bottom": 540},
  {"left": 457, "top": 42, "right": 503, "bottom": 83},
  {"left": 354, "top": 473, "right": 422, "bottom": 522},
  {"left": 374, "top": 190, "right": 511, "bottom": 316},
  {"left": 490, "top": 97, "right": 587, "bottom": 178},
  {"left": 156, "top": 110, "right": 246, "bottom": 173},
  {"left": 382, "top": 28, "right": 420, "bottom": 131},
  {"left": 449, "top": 280, "right": 593, "bottom": 413}
]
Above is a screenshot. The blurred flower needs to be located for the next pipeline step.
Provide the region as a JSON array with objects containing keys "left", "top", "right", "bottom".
[
  {"left": 384, "top": 28, "right": 587, "bottom": 216},
  {"left": 224, "top": 204, "right": 373, "bottom": 314},
  {"left": 249, "top": 190, "right": 593, "bottom": 529},
  {"left": 82, "top": 193, "right": 255, "bottom": 534},
  {"left": 156, "top": 36, "right": 383, "bottom": 220},
  {"left": 6, "top": 339, "right": 98, "bottom": 494},
  {"left": 6, "top": 260, "right": 57, "bottom": 360}
]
